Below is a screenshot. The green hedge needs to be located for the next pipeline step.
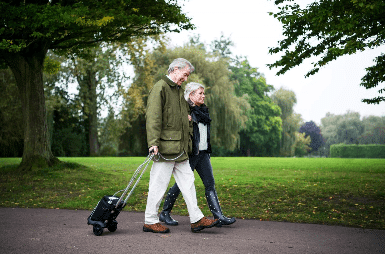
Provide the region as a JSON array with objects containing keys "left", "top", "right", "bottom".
[{"left": 330, "top": 144, "right": 385, "bottom": 158}]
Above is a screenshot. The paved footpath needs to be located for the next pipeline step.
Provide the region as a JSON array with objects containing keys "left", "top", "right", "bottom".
[{"left": 1, "top": 207, "right": 384, "bottom": 254}]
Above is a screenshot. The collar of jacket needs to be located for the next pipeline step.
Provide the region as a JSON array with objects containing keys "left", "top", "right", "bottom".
[{"left": 162, "top": 75, "right": 178, "bottom": 88}]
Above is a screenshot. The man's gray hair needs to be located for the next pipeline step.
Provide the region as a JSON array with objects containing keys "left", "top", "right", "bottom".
[
  {"left": 184, "top": 82, "right": 205, "bottom": 101},
  {"left": 168, "top": 58, "right": 195, "bottom": 74}
]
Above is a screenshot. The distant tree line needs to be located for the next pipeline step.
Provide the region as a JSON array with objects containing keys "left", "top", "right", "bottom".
[
  {"left": 297, "top": 112, "right": 385, "bottom": 157},
  {"left": 1, "top": 36, "right": 384, "bottom": 158}
]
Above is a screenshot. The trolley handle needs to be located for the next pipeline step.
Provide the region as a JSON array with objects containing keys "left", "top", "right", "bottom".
[
  {"left": 114, "top": 153, "right": 154, "bottom": 208},
  {"left": 114, "top": 149, "right": 183, "bottom": 209}
]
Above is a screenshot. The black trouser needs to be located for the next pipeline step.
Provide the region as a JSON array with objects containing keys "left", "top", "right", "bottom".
[{"left": 163, "top": 151, "right": 215, "bottom": 211}]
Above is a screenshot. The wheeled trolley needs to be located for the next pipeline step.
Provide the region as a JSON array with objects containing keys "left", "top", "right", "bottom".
[{"left": 87, "top": 153, "right": 154, "bottom": 236}]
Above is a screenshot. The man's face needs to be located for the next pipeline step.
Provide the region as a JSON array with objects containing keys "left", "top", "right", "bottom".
[{"left": 170, "top": 66, "right": 190, "bottom": 86}]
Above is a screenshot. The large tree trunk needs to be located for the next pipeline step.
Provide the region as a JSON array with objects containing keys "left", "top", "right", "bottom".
[
  {"left": 78, "top": 70, "right": 99, "bottom": 156},
  {"left": 4, "top": 45, "right": 59, "bottom": 170},
  {"left": 88, "top": 70, "right": 99, "bottom": 157}
]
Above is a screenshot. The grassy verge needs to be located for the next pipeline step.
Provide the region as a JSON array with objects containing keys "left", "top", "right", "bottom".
[{"left": 1, "top": 157, "right": 384, "bottom": 229}]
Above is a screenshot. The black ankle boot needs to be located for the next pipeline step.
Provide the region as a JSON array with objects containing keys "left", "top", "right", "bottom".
[
  {"left": 205, "top": 190, "right": 236, "bottom": 227},
  {"left": 159, "top": 211, "right": 178, "bottom": 226},
  {"left": 159, "top": 185, "right": 180, "bottom": 226}
]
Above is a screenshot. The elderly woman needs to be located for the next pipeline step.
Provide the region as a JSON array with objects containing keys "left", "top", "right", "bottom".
[{"left": 159, "top": 82, "right": 236, "bottom": 227}]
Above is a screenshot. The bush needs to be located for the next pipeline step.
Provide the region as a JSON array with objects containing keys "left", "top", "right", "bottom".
[
  {"left": 330, "top": 144, "right": 385, "bottom": 158},
  {"left": 51, "top": 128, "right": 87, "bottom": 157},
  {"left": 99, "top": 143, "right": 118, "bottom": 157}
]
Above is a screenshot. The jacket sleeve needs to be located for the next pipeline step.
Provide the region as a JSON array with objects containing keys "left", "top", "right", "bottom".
[
  {"left": 187, "top": 103, "right": 193, "bottom": 154},
  {"left": 146, "top": 83, "right": 163, "bottom": 148}
]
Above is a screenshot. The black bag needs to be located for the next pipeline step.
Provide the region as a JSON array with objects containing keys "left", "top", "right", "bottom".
[{"left": 87, "top": 195, "right": 125, "bottom": 236}]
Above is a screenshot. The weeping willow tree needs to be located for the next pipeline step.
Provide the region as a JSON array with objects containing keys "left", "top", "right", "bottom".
[
  {"left": 119, "top": 41, "right": 249, "bottom": 155},
  {"left": 169, "top": 46, "right": 249, "bottom": 150},
  {"left": 271, "top": 88, "right": 303, "bottom": 156}
]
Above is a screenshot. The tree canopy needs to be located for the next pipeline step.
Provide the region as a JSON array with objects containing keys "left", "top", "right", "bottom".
[
  {"left": 320, "top": 111, "right": 365, "bottom": 156},
  {"left": 0, "top": 0, "right": 193, "bottom": 55},
  {"left": 231, "top": 57, "right": 282, "bottom": 156},
  {"left": 359, "top": 115, "right": 385, "bottom": 144},
  {"left": 271, "top": 88, "right": 303, "bottom": 156},
  {"left": 0, "top": 0, "right": 194, "bottom": 170},
  {"left": 268, "top": 0, "right": 385, "bottom": 104}
]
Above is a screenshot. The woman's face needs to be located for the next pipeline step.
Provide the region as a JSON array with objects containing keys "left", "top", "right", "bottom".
[{"left": 189, "top": 87, "right": 205, "bottom": 106}]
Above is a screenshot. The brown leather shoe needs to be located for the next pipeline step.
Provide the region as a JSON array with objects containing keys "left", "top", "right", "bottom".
[
  {"left": 191, "top": 217, "right": 219, "bottom": 233},
  {"left": 143, "top": 223, "right": 170, "bottom": 233}
]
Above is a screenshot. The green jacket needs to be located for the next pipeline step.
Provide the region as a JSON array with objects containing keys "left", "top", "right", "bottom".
[{"left": 146, "top": 76, "right": 192, "bottom": 162}]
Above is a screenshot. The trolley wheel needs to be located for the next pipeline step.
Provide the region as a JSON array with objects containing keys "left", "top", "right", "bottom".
[
  {"left": 107, "top": 222, "right": 117, "bottom": 232},
  {"left": 93, "top": 224, "right": 103, "bottom": 236}
]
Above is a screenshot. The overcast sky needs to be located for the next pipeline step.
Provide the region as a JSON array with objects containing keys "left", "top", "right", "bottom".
[{"left": 166, "top": 0, "right": 385, "bottom": 125}]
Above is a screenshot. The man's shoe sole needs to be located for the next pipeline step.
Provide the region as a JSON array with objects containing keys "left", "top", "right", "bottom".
[
  {"left": 191, "top": 220, "right": 219, "bottom": 233},
  {"left": 143, "top": 226, "right": 170, "bottom": 233}
]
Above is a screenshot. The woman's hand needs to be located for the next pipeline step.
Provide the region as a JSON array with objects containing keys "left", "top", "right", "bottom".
[{"left": 188, "top": 114, "right": 192, "bottom": 121}]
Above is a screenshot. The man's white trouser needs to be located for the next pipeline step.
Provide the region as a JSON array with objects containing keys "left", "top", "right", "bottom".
[{"left": 144, "top": 160, "right": 204, "bottom": 224}]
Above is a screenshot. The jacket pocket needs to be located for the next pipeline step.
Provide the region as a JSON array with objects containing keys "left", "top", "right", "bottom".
[
  {"left": 159, "top": 130, "right": 181, "bottom": 155},
  {"left": 165, "top": 106, "right": 177, "bottom": 128}
]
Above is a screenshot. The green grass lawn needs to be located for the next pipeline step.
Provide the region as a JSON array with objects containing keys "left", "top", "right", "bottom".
[{"left": 1, "top": 157, "right": 384, "bottom": 229}]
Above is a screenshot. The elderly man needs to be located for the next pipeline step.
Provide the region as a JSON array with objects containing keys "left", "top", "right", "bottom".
[{"left": 144, "top": 58, "right": 218, "bottom": 233}]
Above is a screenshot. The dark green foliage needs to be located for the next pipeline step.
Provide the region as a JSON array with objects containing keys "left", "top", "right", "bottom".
[
  {"left": 49, "top": 87, "right": 87, "bottom": 157},
  {"left": 293, "top": 132, "right": 311, "bottom": 157},
  {"left": 294, "top": 145, "right": 308, "bottom": 157},
  {"left": 99, "top": 108, "right": 121, "bottom": 157},
  {"left": 268, "top": 0, "right": 385, "bottom": 104},
  {"left": 119, "top": 114, "right": 148, "bottom": 156},
  {"left": 299, "top": 121, "right": 325, "bottom": 153},
  {"left": 231, "top": 57, "right": 282, "bottom": 156},
  {"left": 330, "top": 144, "right": 385, "bottom": 158},
  {"left": 0, "top": 69, "right": 23, "bottom": 157},
  {"left": 0, "top": 0, "right": 194, "bottom": 53}
]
